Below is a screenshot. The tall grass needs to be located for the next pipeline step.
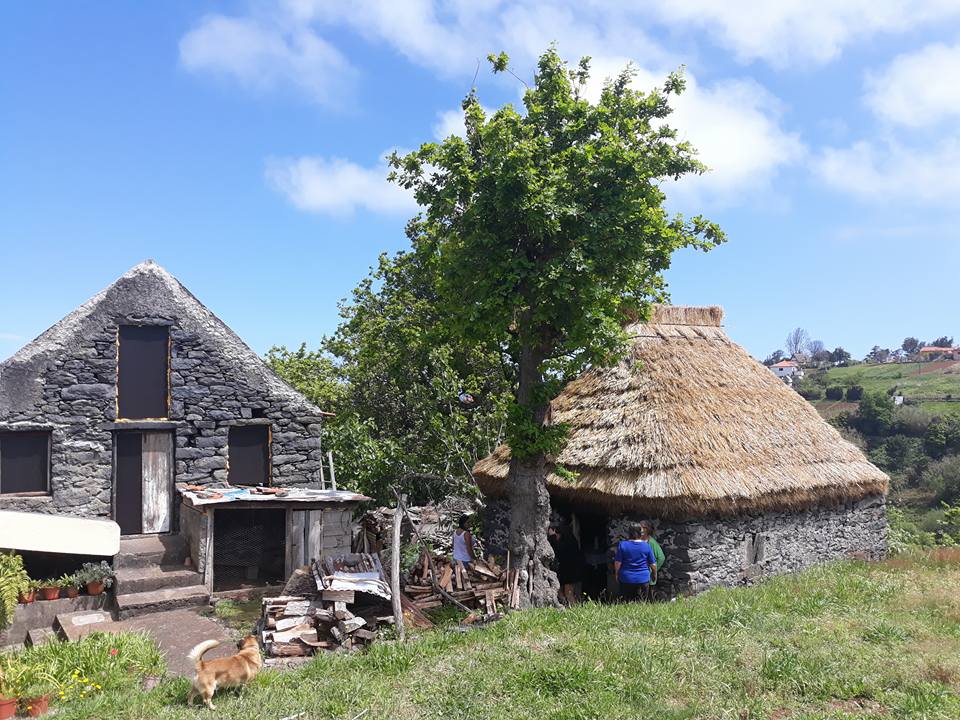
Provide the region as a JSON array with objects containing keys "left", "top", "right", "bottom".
[{"left": 24, "top": 555, "right": 960, "bottom": 719}]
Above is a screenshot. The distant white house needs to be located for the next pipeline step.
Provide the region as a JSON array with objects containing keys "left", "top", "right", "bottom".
[{"left": 770, "top": 360, "right": 804, "bottom": 381}]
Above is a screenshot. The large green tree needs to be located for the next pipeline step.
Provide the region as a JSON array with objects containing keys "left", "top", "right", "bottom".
[
  {"left": 390, "top": 49, "right": 724, "bottom": 606},
  {"left": 267, "top": 250, "right": 512, "bottom": 504}
]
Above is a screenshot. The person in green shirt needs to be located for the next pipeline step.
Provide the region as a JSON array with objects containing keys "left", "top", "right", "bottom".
[{"left": 640, "top": 521, "right": 665, "bottom": 599}]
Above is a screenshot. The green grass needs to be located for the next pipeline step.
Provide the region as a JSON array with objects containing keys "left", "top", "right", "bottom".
[
  {"left": 14, "top": 552, "right": 959, "bottom": 720},
  {"left": 210, "top": 597, "right": 262, "bottom": 635},
  {"left": 823, "top": 362, "right": 960, "bottom": 407}
]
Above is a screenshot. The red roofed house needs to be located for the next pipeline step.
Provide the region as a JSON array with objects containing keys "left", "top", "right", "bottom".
[
  {"left": 770, "top": 359, "right": 804, "bottom": 381},
  {"left": 919, "top": 347, "right": 958, "bottom": 361}
]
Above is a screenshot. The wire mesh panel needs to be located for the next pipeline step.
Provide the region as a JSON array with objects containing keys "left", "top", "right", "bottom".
[{"left": 213, "top": 508, "right": 286, "bottom": 591}]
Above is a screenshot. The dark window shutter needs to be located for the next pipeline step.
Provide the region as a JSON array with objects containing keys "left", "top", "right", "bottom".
[
  {"left": 228, "top": 426, "right": 270, "bottom": 486},
  {"left": 117, "top": 325, "right": 169, "bottom": 419},
  {"left": 0, "top": 432, "right": 50, "bottom": 494}
]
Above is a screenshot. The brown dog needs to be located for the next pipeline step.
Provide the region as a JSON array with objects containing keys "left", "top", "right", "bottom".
[{"left": 186, "top": 636, "right": 262, "bottom": 710}]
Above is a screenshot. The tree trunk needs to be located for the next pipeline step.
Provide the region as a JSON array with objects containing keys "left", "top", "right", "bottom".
[{"left": 508, "top": 343, "right": 561, "bottom": 608}]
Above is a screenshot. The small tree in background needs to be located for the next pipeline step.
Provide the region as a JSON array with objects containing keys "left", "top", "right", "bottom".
[
  {"left": 763, "top": 349, "right": 785, "bottom": 366},
  {"left": 785, "top": 327, "right": 809, "bottom": 359},
  {"left": 829, "top": 347, "right": 852, "bottom": 365},
  {"left": 856, "top": 392, "right": 895, "bottom": 436},
  {"left": 902, "top": 337, "right": 921, "bottom": 355},
  {"left": 389, "top": 49, "right": 724, "bottom": 606}
]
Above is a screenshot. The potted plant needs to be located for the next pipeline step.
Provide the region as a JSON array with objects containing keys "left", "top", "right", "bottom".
[
  {"left": 36, "top": 579, "right": 60, "bottom": 602},
  {"left": 77, "top": 561, "right": 114, "bottom": 596},
  {"left": 0, "top": 661, "right": 23, "bottom": 720},
  {"left": 0, "top": 552, "right": 30, "bottom": 622},
  {"left": 58, "top": 574, "right": 80, "bottom": 599},
  {"left": 16, "top": 665, "right": 57, "bottom": 718}
]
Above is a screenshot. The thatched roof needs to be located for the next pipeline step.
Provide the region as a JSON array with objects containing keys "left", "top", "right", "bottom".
[{"left": 473, "top": 306, "right": 888, "bottom": 517}]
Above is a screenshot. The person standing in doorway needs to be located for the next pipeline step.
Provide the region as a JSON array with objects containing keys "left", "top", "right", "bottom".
[
  {"left": 453, "top": 516, "right": 476, "bottom": 568},
  {"left": 641, "top": 521, "right": 665, "bottom": 599},
  {"left": 549, "top": 523, "right": 586, "bottom": 606},
  {"left": 614, "top": 523, "right": 657, "bottom": 601}
]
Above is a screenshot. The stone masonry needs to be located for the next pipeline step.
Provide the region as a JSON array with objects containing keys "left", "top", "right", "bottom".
[
  {"left": 0, "top": 262, "right": 327, "bottom": 521},
  {"left": 483, "top": 494, "right": 887, "bottom": 598}
]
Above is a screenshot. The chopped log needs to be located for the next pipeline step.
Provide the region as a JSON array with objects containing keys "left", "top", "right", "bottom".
[
  {"left": 269, "top": 641, "right": 309, "bottom": 657},
  {"left": 440, "top": 565, "right": 453, "bottom": 592},
  {"left": 272, "top": 624, "right": 315, "bottom": 643},
  {"left": 354, "top": 628, "right": 378, "bottom": 641},
  {"left": 276, "top": 616, "right": 309, "bottom": 631},
  {"left": 340, "top": 617, "right": 366, "bottom": 634},
  {"left": 334, "top": 607, "right": 354, "bottom": 621},
  {"left": 322, "top": 590, "right": 355, "bottom": 603}
]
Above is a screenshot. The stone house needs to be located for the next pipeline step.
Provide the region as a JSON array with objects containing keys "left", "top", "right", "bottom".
[
  {"left": 0, "top": 261, "right": 365, "bottom": 609},
  {"left": 475, "top": 306, "right": 888, "bottom": 599}
]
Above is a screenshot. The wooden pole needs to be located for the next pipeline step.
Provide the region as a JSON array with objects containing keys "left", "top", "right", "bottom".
[
  {"left": 327, "top": 451, "right": 337, "bottom": 491},
  {"left": 391, "top": 493, "right": 406, "bottom": 641}
]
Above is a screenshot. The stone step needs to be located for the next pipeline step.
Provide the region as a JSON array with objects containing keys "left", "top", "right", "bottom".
[
  {"left": 115, "top": 565, "right": 202, "bottom": 595},
  {"left": 115, "top": 535, "right": 188, "bottom": 569},
  {"left": 115, "top": 586, "right": 210, "bottom": 620},
  {"left": 54, "top": 610, "right": 114, "bottom": 642},
  {"left": 26, "top": 627, "right": 58, "bottom": 647}
]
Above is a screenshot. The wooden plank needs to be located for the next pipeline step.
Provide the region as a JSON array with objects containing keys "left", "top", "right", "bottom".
[
  {"left": 440, "top": 565, "right": 453, "bottom": 592},
  {"left": 322, "top": 590, "right": 355, "bottom": 603},
  {"left": 285, "top": 509, "right": 306, "bottom": 578},
  {"left": 141, "top": 431, "right": 173, "bottom": 533},
  {"left": 306, "top": 510, "right": 324, "bottom": 563}
]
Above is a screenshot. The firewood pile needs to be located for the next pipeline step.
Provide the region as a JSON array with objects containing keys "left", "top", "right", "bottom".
[
  {"left": 356, "top": 496, "right": 478, "bottom": 556},
  {"left": 260, "top": 552, "right": 432, "bottom": 658},
  {"left": 404, "top": 551, "right": 521, "bottom": 614}
]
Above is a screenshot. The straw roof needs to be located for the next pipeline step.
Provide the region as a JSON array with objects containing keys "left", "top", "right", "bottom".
[{"left": 473, "top": 306, "right": 888, "bottom": 517}]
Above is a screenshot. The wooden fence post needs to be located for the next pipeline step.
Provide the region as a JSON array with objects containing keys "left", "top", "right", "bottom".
[{"left": 391, "top": 493, "right": 406, "bottom": 641}]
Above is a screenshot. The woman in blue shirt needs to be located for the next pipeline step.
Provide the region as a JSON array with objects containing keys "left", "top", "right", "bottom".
[{"left": 614, "top": 523, "right": 658, "bottom": 602}]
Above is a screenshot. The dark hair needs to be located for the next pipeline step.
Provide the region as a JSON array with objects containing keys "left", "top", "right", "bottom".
[
  {"left": 628, "top": 523, "right": 645, "bottom": 539},
  {"left": 639, "top": 520, "right": 652, "bottom": 535},
  {"left": 458, "top": 516, "right": 470, "bottom": 530}
]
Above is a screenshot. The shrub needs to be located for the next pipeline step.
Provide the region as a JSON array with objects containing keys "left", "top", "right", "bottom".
[
  {"left": 797, "top": 385, "right": 823, "bottom": 400},
  {"left": 894, "top": 406, "right": 935, "bottom": 437},
  {"left": 921, "top": 455, "right": 960, "bottom": 504},
  {"left": 825, "top": 386, "right": 845, "bottom": 401},
  {"left": 883, "top": 435, "right": 926, "bottom": 474},
  {"left": 856, "top": 392, "right": 895, "bottom": 435},
  {"left": 0, "top": 552, "right": 30, "bottom": 630},
  {"left": 846, "top": 385, "right": 864, "bottom": 402},
  {"left": 924, "top": 413, "right": 960, "bottom": 459}
]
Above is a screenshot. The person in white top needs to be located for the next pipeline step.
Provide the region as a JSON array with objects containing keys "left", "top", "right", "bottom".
[{"left": 452, "top": 516, "right": 476, "bottom": 567}]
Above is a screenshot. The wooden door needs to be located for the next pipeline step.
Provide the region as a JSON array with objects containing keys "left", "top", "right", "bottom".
[
  {"left": 114, "top": 432, "right": 143, "bottom": 535},
  {"left": 114, "top": 430, "right": 174, "bottom": 535},
  {"left": 141, "top": 431, "right": 173, "bottom": 533}
]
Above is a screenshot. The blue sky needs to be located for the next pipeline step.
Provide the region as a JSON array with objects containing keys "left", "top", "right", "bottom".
[{"left": 2, "top": 2, "right": 959, "bottom": 364}]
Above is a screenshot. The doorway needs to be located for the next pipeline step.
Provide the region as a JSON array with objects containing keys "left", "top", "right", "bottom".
[
  {"left": 114, "top": 430, "right": 174, "bottom": 535},
  {"left": 212, "top": 508, "right": 286, "bottom": 591}
]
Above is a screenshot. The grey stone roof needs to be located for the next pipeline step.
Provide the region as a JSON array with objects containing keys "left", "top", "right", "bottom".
[{"left": 0, "top": 260, "right": 327, "bottom": 418}]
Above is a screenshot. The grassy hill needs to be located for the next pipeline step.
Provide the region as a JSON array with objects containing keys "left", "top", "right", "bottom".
[
  {"left": 817, "top": 361, "right": 960, "bottom": 413},
  {"left": 36, "top": 552, "right": 960, "bottom": 720}
]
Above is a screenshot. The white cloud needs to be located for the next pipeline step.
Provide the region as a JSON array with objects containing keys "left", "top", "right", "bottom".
[
  {"left": 815, "top": 137, "right": 960, "bottom": 206},
  {"left": 647, "top": 0, "right": 960, "bottom": 67},
  {"left": 865, "top": 42, "right": 960, "bottom": 127},
  {"left": 0, "top": 332, "right": 23, "bottom": 342},
  {"left": 179, "top": 14, "right": 356, "bottom": 106},
  {"left": 265, "top": 153, "right": 416, "bottom": 216}
]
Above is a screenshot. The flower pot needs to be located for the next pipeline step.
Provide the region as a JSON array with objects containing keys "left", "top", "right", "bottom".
[
  {"left": 22, "top": 694, "right": 50, "bottom": 717},
  {"left": 38, "top": 586, "right": 60, "bottom": 601},
  {"left": 65, "top": 586, "right": 80, "bottom": 599},
  {"left": 0, "top": 696, "right": 16, "bottom": 720},
  {"left": 18, "top": 589, "right": 35, "bottom": 604},
  {"left": 86, "top": 580, "right": 105, "bottom": 595}
]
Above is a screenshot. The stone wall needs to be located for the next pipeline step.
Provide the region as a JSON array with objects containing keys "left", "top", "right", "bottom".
[
  {"left": 1, "top": 290, "right": 326, "bottom": 521},
  {"left": 483, "top": 494, "right": 887, "bottom": 597}
]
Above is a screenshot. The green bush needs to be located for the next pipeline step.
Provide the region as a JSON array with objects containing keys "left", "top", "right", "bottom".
[
  {"left": 920, "top": 455, "right": 960, "bottom": 504},
  {"left": 825, "top": 386, "right": 844, "bottom": 400},
  {"left": 846, "top": 385, "right": 864, "bottom": 402},
  {"left": 894, "top": 406, "right": 935, "bottom": 437},
  {"left": 855, "top": 391, "right": 896, "bottom": 435},
  {"left": 924, "top": 412, "right": 960, "bottom": 459},
  {"left": 0, "top": 552, "right": 30, "bottom": 630}
]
